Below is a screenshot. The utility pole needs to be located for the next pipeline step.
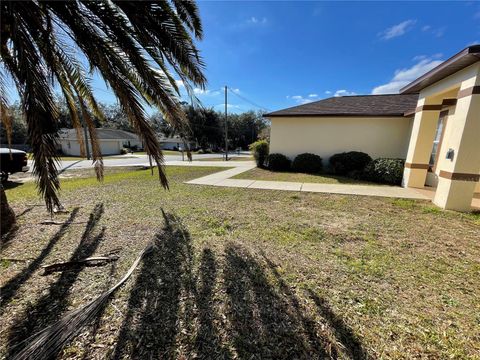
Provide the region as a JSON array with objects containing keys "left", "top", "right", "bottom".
[{"left": 224, "top": 85, "right": 228, "bottom": 161}]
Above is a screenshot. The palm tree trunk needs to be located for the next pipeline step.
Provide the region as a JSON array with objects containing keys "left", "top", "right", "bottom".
[{"left": 1, "top": 184, "right": 16, "bottom": 235}]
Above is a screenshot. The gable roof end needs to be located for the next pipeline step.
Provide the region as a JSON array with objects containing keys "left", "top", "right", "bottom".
[{"left": 400, "top": 45, "right": 480, "bottom": 94}]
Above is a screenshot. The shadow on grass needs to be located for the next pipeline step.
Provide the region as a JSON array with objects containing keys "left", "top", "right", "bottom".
[
  {"left": 112, "top": 231, "right": 367, "bottom": 358},
  {"left": 6, "top": 204, "right": 105, "bottom": 359},
  {"left": 194, "top": 248, "right": 232, "bottom": 359},
  {"left": 307, "top": 289, "right": 367, "bottom": 360},
  {"left": 224, "top": 246, "right": 367, "bottom": 359},
  {"left": 4, "top": 209, "right": 366, "bottom": 359},
  {"left": 0, "top": 207, "right": 80, "bottom": 310},
  {"left": 2, "top": 180, "right": 24, "bottom": 190},
  {"left": 224, "top": 244, "right": 329, "bottom": 358},
  {"left": 112, "top": 210, "right": 193, "bottom": 359}
]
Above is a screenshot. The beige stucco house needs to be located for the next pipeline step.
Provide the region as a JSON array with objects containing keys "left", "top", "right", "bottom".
[
  {"left": 265, "top": 45, "right": 480, "bottom": 211},
  {"left": 58, "top": 128, "right": 142, "bottom": 156}
]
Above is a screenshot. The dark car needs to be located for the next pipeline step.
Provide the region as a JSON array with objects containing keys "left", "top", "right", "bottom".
[{"left": 1, "top": 148, "right": 30, "bottom": 182}]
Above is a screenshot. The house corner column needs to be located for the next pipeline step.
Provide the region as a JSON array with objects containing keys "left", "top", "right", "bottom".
[
  {"left": 433, "top": 82, "right": 480, "bottom": 211},
  {"left": 402, "top": 99, "right": 442, "bottom": 188}
]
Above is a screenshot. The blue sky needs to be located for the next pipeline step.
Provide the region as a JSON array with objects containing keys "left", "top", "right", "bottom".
[
  {"left": 172, "top": 0, "right": 479, "bottom": 113},
  {"left": 9, "top": 1, "right": 479, "bottom": 114}
]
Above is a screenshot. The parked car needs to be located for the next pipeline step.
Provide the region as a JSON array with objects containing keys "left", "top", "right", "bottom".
[{"left": 0, "top": 148, "right": 30, "bottom": 182}]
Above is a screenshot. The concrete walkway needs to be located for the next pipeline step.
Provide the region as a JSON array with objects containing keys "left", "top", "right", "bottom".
[{"left": 185, "top": 163, "right": 431, "bottom": 200}]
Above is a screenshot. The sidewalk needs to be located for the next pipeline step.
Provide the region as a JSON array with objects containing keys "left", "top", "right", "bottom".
[{"left": 185, "top": 164, "right": 431, "bottom": 200}]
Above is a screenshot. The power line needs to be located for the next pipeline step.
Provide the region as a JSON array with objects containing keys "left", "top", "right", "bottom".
[{"left": 227, "top": 88, "right": 271, "bottom": 112}]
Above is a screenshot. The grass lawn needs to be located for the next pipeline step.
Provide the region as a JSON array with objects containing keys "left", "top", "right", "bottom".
[
  {"left": 233, "top": 167, "right": 380, "bottom": 185},
  {"left": 1, "top": 166, "right": 479, "bottom": 359}
]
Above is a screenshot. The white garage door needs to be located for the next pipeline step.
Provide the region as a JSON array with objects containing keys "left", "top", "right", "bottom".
[{"left": 100, "top": 141, "right": 121, "bottom": 155}]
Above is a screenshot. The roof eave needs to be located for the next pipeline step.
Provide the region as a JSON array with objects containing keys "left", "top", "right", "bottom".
[
  {"left": 400, "top": 45, "right": 480, "bottom": 94},
  {"left": 264, "top": 113, "right": 408, "bottom": 118}
]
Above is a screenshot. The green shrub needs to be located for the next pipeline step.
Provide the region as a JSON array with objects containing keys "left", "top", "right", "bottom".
[
  {"left": 120, "top": 148, "right": 129, "bottom": 155},
  {"left": 267, "top": 153, "right": 291, "bottom": 171},
  {"left": 292, "top": 153, "right": 323, "bottom": 173},
  {"left": 329, "top": 151, "right": 372, "bottom": 175},
  {"left": 362, "top": 158, "right": 405, "bottom": 185},
  {"left": 249, "top": 140, "right": 269, "bottom": 168}
]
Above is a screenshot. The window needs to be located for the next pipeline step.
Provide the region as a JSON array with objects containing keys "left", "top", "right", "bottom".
[{"left": 429, "top": 111, "right": 448, "bottom": 168}]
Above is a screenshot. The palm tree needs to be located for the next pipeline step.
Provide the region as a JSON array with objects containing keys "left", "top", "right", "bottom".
[{"left": 0, "top": 0, "right": 206, "bottom": 232}]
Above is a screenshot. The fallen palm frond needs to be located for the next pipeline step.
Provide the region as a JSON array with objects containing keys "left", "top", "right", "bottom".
[
  {"left": 42, "top": 255, "right": 120, "bottom": 275},
  {"left": 10, "top": 244, "right": 153, "bottom": 360}
]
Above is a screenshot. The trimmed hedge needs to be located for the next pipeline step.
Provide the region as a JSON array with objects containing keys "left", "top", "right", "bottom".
[
  {"left": 329, "top": 151, "right": 372, "bottom": 175},
  {"left": 362, "top": 158, "right": 405, "bottom": 185},
  {"left": 249, "top": 140, "right": 269, "bottom": 168},
  {"left": 292, "top": 153, "right": 323, "bottom": 173},
  {"left": 267, "top": 153, "right": 291, "bottom": 171}
]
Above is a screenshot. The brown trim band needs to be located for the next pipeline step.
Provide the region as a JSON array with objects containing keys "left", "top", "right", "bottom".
[
  {"left": 415, "top": 104, "right": 443, "bottom": 112},
  {"left": 439, "top": 170, "right": 480, "bottom": 182},
  {"left": 441, "top": 98, "right": 457, "bottom": 106},
  {"left": 405, "top": 162, "right": 430, "bottom": 170},
  {"left": 457, "top": 85, "right": 480, "bottom": 99}
]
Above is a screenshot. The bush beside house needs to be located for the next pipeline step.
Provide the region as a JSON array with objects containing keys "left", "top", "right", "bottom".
[
  {"left": 362, "top": 158, "right": 405, "bottom": 185},
  {"left": 292, "top": 153, "right": 323, "bottom": 173},
  {"left": 329, "top": 151, "right": 372, "bottom": 175},
  {"left": 266, "top": 153, "right": 291, "bottom": 171},
  {"left": 249, "top": 140, "right": 269, "bottom": 168}
]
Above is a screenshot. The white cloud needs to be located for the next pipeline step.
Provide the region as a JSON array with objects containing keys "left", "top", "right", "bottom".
[
  {"left": 287, "top": 95, "right": 314, "bottom": 104},
  {"left": 421, "top": 25, "right": 446, "bottom": 38},
  {"left": 413, "top": 53, "right": 442, "bottom": 62},
  {"left": 378, "top": 20, "right": 416, "bottom": 40},
  {"left": 246, "top": 16, "right": 267, "bottom": 25},
  {"left": 193, "top": 87, "right": 221, "bottom": 96},
  {"left": 334, "top": 89, "right": 357, "bottom": 97},
  {"left": 325, "top": 90, "right": 332, "bottom": 95},
  {"left": 308, "top": 93, "right": 318, "bottom": 98},
  {"left": 214, "top": 103, "right": 241, "bottom": 109},
  {"left": 371, "top": 56, "right": 444, "bottom": 94},
  {"left": 432, "top": 27, "right": 445, "bottom": 37},
  {"left": 175, "top": 80, "right": 185, "bottom": 88}
]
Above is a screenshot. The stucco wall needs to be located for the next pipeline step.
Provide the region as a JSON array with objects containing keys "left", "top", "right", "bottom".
[
  {"left": 60, "top": 139, "right": 122, "bottom": 156},
  {"left": 268, "top": 116, "right": 413, "bottom": 163}
]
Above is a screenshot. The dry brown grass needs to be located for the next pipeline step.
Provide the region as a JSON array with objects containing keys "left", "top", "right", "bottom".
[{"left": 1, "top": 166, "right": 479, "bottom": 359}]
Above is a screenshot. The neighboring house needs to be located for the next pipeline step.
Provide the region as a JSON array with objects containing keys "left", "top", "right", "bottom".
[
  {"left": 159, "top": 135, "right": 197, "bottom": 150},
  {"left": 265, "top": 45, "right": 480, "bottom": 211},
  {"left": 58, "top": 128, "right": 142, "bottom": 156}
]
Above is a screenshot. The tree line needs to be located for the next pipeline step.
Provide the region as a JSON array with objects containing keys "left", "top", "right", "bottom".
[{"left": 1, "top": 101, "right": 270, "bottom": 151}]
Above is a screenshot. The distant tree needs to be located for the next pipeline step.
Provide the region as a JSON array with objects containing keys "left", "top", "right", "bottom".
[
  {"left": 99, "top": 103, "right": 133, "bottom": 132},
  {"left": 225, "top": 111, "right": 269, "bottom": 149},
  {"left": 0, "top": 104, "right": 28, "bottom": 145},
  {"left": 184, "top": 105, "right": 222, "bottom": 149}
]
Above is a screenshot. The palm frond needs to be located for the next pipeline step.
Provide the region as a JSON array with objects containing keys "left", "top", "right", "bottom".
[
  {"left": 0, "top": 0, "right": 206, "bottom": 210},
  {"left": 10, "top": 244, "right": 153, "bottom": 360}
]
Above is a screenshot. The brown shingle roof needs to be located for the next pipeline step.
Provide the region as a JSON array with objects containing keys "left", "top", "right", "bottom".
[{"left": 264, "top": 94, "right": 419, "bottom": 117}]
